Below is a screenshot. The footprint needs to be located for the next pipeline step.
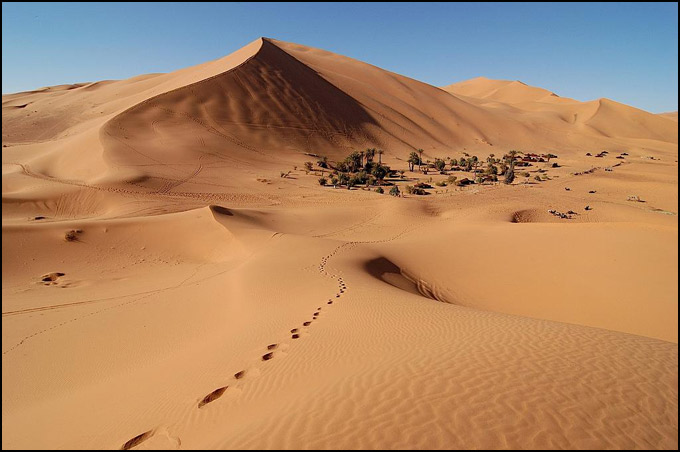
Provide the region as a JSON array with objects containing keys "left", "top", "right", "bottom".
[
  {"left": 292, "top": 334, "right": 300, "bottom": 339},
  {"left": 262, "top": 352, "right": 274, "bottom": 361},
  {"left": 303, "top": 321, "right": 312, "bottom": 326},
  {"left": 327, "top": 301, "right": 333, "bottom": 305},
  {"left": 121, "top": 430, "right": 154, "bottom": 450},
  {"left": 234, "top": 371, "right": 245, "bottom": 380},
  {"left": 198, "top": 386, "right": 228, "bottom": 408},
  {"left": 291, "top": 328, "right": 299, "bottom": 333},
  {"left": 313, "top": 313, "right": 319, "bottom": 317},
  {"left": 267, "top": 344, "right": 278, "bottom": 351}
]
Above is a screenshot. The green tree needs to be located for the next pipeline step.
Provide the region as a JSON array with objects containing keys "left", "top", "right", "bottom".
[
  {"left": 344, "top": 151, "right": 362, "bottom": 172},
  {"left": 372, "top": 164, "right": 390, "bottom": 182},
  {"left": 504, "top": 161, "right": 515, "bottom": 184},
  {"left": 434, "top": 158, "right": 446, "bottom": 173},
  {"left": 365, "top": 148, "right": 376, "bottom": 163},
  {"left": 389, "top": 185, "right": 401, "bottom": 197},
  {"left": 486, "top": 164, "right": 498, "bottom": 175},
  {"left": 317, "top": 156, "right": 328, "bottom": 168},
  {"left": 408, "top": 151, "right": 420, "bottom": 171}
]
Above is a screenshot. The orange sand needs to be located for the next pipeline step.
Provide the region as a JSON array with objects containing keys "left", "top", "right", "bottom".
[{"left": 2, "top": 38, "right": 677, "bottom": 449}]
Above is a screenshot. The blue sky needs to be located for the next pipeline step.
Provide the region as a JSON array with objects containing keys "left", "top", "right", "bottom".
[{"left": 2, "top": 2, "right": 677, "bottom": 112}]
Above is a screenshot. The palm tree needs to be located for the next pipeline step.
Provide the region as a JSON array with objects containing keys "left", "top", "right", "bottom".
[
  {"left": 504, "top": 160, "right": 515, "bottom": 184},
  {"left": 378, "top": 149, "right": 384, "bottom": 164},
  {"left": 506, "top": 150, "right": 520, "bottom": 164},
  {"left": 417, "top": 149, "right": 424, "bottom": 172},
  {"left": 408, "top": 151, "right": 420, "bottom": 171},
  {"left": 365, "top": 148, "right": 375, "bottom": 163}
]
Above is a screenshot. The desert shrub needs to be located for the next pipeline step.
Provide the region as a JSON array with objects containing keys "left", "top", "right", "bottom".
[
  {"left": 371, "top": 164, "right": 390, "bottom": 182},
  {"left": 486, "top": 164, "right": 498, "bottom": 175},
  {"left": 351, "top": 171, "right": 369, "bottom": 185},
  {"left": 405, "top": 185, "right": 414, "bottom": 194},
  {"left": 534, "top": 176, "right": 541, "bottom": 181},
  {"left": 389, "top": 185, "right": 400, "bottom": 196},
  {"left": 65, "top": 230, "right": 79, "bottom": 242},
  {"left": 434, "top": 158, "right": 446, "bottom": 172},
  {"left": 447, "top": 175, "right": 457, "bottom": 184},
  {"left": 435, "top": 181, "right": 446, "bottom": 187},
  {"left": 522, "top": 172, "right": 530, "bottom": 177},
  {"left": 317, "top": 156, "right": 328, "bottom": 168},
  {"left": 319, "top": 177, "right": 327, "bottom": 186},
  {"left": 375, "top": 187, "right": 384, "bottom": 194},
  {"left": 330, "top": 177, "right": 339, "bottom": 186}
]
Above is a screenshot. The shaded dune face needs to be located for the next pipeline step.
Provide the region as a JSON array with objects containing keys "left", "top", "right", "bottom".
[
  {"left": 363, "top": 257, "right": 422, "bottom": 297},
  {"left": 101, "top": 39, "right": 381, "bottom": 183}
]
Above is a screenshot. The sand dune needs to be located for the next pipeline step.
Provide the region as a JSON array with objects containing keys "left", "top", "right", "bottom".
[
  {"left": 444, "top": 77, "right": 678, "bottom": 145},
  {"left": 2, "top": 37, "right": 677, "bottom": 449},
  {"left": 659, "top": 111, "right": 678, "bottom": 122}
]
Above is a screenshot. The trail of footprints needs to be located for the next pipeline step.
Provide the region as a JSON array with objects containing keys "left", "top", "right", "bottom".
[{"left": 120, "top": 243, "right": 350, "bottom": 450}]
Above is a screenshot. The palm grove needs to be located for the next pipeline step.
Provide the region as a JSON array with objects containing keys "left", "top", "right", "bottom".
[{"left": 297, "top": 148, "right": 545, "bottom": 196}]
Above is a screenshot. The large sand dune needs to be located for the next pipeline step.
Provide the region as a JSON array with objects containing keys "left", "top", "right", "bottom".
[{"left": 2, "top": 37, "right": 677, "bottom": 449}]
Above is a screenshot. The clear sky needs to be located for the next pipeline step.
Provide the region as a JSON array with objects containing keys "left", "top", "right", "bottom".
[{"left": 2, "top": 2, "right": 678, "bottom": 113}]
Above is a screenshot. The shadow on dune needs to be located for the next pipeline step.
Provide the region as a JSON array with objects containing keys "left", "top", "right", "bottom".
[
  {"left": 364, "top": 257, "right": 455, "bottom": 304},
  {"left": 211, "top": 205, "right": 234, "bottom": 216},
  {"left": 363, "top": 257, "right": 422, "bottom": 297}
]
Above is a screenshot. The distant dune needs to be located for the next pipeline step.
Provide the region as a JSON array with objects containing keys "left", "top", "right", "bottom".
[
  {"left": 659, "top": 111, "right": 678, "bottom": 121},
  {"left": 2, "top": 37, "right": 677, "bottom": 450}
]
